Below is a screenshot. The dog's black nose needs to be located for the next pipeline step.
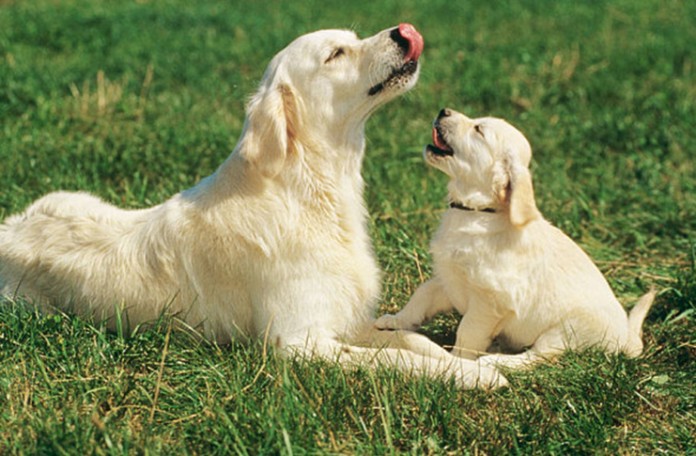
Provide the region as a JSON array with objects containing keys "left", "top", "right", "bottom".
[
  {"left": 389, "top": 23, "right": 423, "bottom": 62},
  {"left": 438, "top": 108, "right": 452, "bottom": 119},
  {"left": 389, "top": 28, "right": 410, "bottom": 56}
]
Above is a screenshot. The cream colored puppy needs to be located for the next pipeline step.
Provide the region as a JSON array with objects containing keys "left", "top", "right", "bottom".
[
  {"left": 375, "top": 108, "right": 655, "bottom": 369},
  {"left": 0, "top": 27, "right": 506, "bottom": 389}
]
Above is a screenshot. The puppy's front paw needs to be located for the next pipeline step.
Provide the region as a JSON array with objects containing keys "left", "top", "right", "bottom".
[{"left": 374, "top": 314, "right": 409, "bottom": 330}]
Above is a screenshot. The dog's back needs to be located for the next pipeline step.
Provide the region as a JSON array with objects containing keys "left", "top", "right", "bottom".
[{"left": 0, "top": 191, "right": 179, "bottom": 322}]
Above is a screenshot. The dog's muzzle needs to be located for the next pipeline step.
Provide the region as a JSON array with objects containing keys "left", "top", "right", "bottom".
[{"left": 368, "top": 23, "right": 423, "bottom": 96}]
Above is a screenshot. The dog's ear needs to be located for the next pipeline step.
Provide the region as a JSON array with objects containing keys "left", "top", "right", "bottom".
[
  {"left": 241, "top": 83, "right": 298, "bottom": 178},
  {"left": 505, "top": 161, "right": 541, "bottom": 228}
]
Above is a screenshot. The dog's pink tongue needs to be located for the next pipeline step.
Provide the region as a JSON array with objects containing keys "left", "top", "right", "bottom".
[
  {"left": 399, "top": 23, "right": 424, "bottom": 62},
  {"left": 432, "top": 127, "right": 448, "bottom": 150}
]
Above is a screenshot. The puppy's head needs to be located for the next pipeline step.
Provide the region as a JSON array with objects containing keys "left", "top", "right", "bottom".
[
  {"left": 425, "top": 108, "right": 540, "bottom": 228},
  {"left": 241, "top": 25, "right": 423, "bottom": 177}
]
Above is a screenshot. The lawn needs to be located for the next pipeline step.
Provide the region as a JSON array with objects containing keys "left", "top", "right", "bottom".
[{"left": 1, "top": 0, "right": 694, "bottom": 453}]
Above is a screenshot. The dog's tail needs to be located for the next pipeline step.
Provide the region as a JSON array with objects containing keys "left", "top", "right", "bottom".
[{"left": 624, "top": 288, "right": 657, "bottom": 357}]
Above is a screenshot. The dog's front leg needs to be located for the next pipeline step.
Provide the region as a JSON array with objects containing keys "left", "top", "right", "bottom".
[
  {"left": 281, "top": 331, "right": 508, "bottom": 390},
  {"left": 357, "top": 324, "right": 455, "bottom": 361},
  {"left": 374, "top": 278, "right": 451, "bottom": 330}
]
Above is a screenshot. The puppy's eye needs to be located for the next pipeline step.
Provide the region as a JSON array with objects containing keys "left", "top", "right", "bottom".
[
  {"left": 474, "top": 124, "right": 485, "bottom": 137},
  {"left": 325, "top": 47, "right": 346, "bottom": 63}
]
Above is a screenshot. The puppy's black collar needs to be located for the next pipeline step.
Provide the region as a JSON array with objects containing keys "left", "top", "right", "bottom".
[{"left": 449, "top": 201, "right": 498, "bottom": 213}]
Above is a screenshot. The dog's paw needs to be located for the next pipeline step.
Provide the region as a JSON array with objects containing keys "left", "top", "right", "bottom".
[
  {"left": 453, "top": 363, "right": 509, "bottom": 390},
  {"left": 374, "top": 314, "right": 409, "bottom": 330},
  {"left": 477, "top": 364, "right": 509, "bottom": 389}
]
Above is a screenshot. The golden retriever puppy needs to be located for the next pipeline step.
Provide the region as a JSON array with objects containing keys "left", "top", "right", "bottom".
[
  {"left": 375, "top": 108, "right": 655, "bottom": 369},
  {"left": 0, "top": 27, "right": 506, "bottom": 388}
]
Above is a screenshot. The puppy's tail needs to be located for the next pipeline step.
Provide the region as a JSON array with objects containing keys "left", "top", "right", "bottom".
[{"left": 624, "top": 288, "right": 657, "bottom": 357}]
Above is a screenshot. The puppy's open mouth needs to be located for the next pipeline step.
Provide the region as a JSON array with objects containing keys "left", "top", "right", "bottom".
[{"left": 426, "top": 125, "right": 454, "bottom": 157}]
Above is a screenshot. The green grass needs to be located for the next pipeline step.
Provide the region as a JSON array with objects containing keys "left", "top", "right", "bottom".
[{"left": 1, "top": 0, "right": 694, "bottom": 453}]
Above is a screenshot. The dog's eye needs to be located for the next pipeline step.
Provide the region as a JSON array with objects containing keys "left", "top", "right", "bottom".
[
  {"left": 474, "top": 124, "right": 485, "bottom": 137},
  {"left": 325, "top": 47, "right": 346, "bottom": 63}
]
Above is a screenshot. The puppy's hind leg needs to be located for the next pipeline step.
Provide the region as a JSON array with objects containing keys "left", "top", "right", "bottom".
[
  {"left": 477, "top": 327, "right": 567, "bottom": 370},
  {"left": 374, "top": 278, "right": 452, "bottom": 330}
]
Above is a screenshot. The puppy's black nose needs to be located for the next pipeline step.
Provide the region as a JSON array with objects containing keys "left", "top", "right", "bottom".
[{"left": 438, "top": 108, "right": 452, "bottom": 119}]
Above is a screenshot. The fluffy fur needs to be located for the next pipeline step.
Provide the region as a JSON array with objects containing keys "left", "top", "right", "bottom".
[
  {"left": 375, "top": 108, "right": 655, "bottom": 369},
  {"left": 0, "top": 27, "right": 505, "bottom": 388}
]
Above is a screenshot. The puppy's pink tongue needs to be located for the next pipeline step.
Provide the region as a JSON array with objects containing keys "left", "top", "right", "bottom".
[
  {"left": 399, "top": 23, "right": 424, "bottom": 62},
  {"left": 432, "top": 127, "right": 449, "bottom": 150}
]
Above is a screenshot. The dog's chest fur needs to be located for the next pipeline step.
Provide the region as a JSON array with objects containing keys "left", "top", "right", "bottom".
[{"left": 430, "top": 212, "right": 526, "bottom": 292}]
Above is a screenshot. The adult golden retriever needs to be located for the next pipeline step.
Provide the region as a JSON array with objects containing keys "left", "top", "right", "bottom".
[
  {"left": 0, "top": 26, "right": 505, "bottom": 388},
  {"left": 376, "top": 108, "right": 655, "bottom": 369}
]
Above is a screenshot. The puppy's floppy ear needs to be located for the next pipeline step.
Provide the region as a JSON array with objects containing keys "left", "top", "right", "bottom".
[
  {"left": 504, "top": 160, "right": 541, "bottom": 228},
  {"left": 241, "top": 83, "right": 298, "bottom": 178}
]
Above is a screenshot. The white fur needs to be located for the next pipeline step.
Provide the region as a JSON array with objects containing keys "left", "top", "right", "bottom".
[
  {"left": 375, "top": 109, "right": 655, "bottom": 369},
  {"left": 0, "top": 28, "right": 506, "bottom": 389}
]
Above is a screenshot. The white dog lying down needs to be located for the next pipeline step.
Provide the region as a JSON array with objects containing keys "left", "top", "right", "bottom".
[
  {"left": 375, "top": 108, "right": 656, "bottom": 369},
  {"left": 0, "top": 26, "right": 506, "bottom": 388}
]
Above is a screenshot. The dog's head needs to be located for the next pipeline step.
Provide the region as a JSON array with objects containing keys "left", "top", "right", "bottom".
[
  {"left": 425, "top": 108, "right": 540, "bottom": 228},
  {"left": 240, "top": 24, "right": 423, "bottom": 177}
]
